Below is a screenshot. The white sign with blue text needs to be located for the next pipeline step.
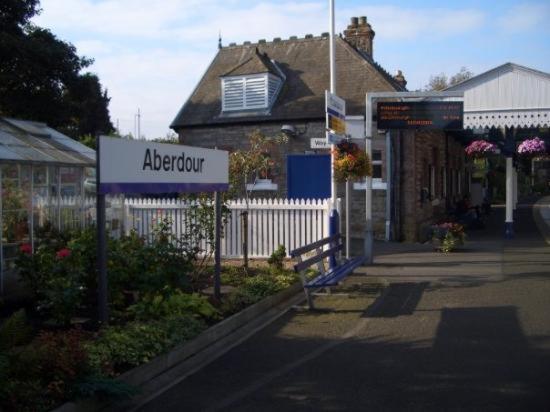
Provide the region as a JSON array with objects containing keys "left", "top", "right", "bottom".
[{"left": 99, "top": 136, "right": 229, "bottom": 194}]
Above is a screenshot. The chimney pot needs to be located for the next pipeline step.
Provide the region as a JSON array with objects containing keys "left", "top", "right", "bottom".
[
  {"left": 344, "top": 15, "right": 375, "bottom": 57},
  {"left": 393, "top": 69, "right": 407, "bottom": 88}
]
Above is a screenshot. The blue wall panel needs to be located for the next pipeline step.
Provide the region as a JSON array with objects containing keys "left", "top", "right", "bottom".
[{"left": 287, "top": 154, "right": 330, "bottom": 200}]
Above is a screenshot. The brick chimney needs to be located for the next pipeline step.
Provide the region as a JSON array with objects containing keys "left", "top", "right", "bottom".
[
  {"left": 394, "top": 70, "right": 407, "bottom": 88},
  {"left": 343, "top": 16, "right": 375, "bottom": 57}
]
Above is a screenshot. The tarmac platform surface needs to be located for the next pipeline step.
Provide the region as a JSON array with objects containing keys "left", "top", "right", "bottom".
[{"left": 140, "top": 198, "right": 550, "bottom": 411}]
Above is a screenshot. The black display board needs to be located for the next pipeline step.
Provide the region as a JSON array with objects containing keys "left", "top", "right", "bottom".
[{"left": 377, "top": 101, "right": 463, "bottom": 130}]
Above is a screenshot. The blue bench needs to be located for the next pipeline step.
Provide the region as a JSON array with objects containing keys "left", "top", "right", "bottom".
[{"left": 290, "top": 234, "right": 365, "bottom": 309}]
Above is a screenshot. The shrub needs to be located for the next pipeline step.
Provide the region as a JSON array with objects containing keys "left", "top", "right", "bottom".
[
  {"left": 0, "top": 309, "right": 32, "bottom": 350},
  {"left": 267, "top": 245, "right": 286, "bottom": 270},
  {"left": 128, "top": 289, "right": 219, "bottom": 322},
  {"left": 220, "top": 265, "right": 247, "bottom": 286},
  {"left": 86, "top": 316, "right": 206, "bottom": 374},
  {"left": 0, "top": 328, "right": 128, "bottom": 412}
]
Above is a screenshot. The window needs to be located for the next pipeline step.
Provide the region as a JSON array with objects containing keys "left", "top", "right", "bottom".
[{"left": 221, "top": 73, "right": 283, "bottom": 112}]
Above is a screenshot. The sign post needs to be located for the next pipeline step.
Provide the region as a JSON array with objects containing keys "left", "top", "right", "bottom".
[
  {"left": 326, "top": 91, "right": 346, "bottom": 267},
  {"left": 96, "top": 137, "right": 229, "bottom": 321}
]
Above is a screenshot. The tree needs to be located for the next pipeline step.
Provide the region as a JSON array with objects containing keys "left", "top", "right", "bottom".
[
  {"left": 229, "top": 130, "right": 287, "bottom": 268},
  {"left": 424, "top": 67, "right": 474, "bottom": 91},
  {"left": 65, "top": 73, "right": 114, "bottom": 138},
  {"left": 0, "top": 0, "right": 114, "bottom": 139}
]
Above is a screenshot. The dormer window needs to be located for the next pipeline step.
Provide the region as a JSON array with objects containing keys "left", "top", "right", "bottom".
[
  {"left": 222, "top": 74, "right": 282, "bottom": 111},
  {"left": 220, "top": 49, "right": 285, "bottom": 113}
]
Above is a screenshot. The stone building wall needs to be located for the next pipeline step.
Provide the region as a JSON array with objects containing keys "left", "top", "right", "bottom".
[{"left": 178, "top": 124, "right": 466, "bottom": 243}]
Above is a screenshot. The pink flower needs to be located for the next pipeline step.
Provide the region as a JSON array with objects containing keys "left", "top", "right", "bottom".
[
  {"left": 517, "top": 137, "right": 546, "bottom": 155},
  {"left": 20, "top": 243, "right": 32, "bottom": 255},
  {"left": 56, "top": 248, "right": 71, "bottom": 259},
  {"left": 465, "top": 140, "right": 497, "bottom": 157}
]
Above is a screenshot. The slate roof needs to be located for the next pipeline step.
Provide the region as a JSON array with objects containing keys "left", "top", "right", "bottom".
[
  {"left": 222, "top": 48, "right": 282, "bottom": 78},
  {"left": 171, "top": 35, "right": 406, "bottom": 128},
  {"left": 0, "top": 117, "right": 95, "bottom": 166}
]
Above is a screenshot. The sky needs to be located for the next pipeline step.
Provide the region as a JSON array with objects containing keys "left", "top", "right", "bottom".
[{"left": 33, "top": 0, "right": 550, "bottom": 140}]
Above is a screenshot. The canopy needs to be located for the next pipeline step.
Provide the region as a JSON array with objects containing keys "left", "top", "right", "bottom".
[{"left": 446, "top": 63, "right": 550, "bottom": 129}]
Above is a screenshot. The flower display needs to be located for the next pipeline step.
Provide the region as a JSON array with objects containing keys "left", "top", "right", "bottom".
[
  {"left": 56, "top": 248, "right": 71, "bottom": 259},
  {"left": 19, "top": 243, "right": 32, "bottom": 255},
  {"left": 464, "top": 140, "right": 497, "bottom": 158},
  {"left": 517, "top": 137, "right": 546, "bottom": 156},
  {"left": 333, "top": 141, "right": 372, "bottom": 182},
  {"left": 432, "top": 222, "right": 465, "bottom": 253}
]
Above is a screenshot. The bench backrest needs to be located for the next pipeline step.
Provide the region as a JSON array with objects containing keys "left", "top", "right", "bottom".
[{"left": 291, "top": 234, "right": 342, "bottom": 273}]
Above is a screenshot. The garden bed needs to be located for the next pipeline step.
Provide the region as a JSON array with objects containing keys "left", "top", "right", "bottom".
[
  {"left": 0, "top": 224, "right": 301, "bottom": 411},
  {"left": 54, "top": 282, "right": 303, "bottom": 411}
]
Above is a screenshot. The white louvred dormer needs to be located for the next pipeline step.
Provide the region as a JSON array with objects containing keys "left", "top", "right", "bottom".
[{"left": 222, "top": 73, "right": 283, "bottom": 112}]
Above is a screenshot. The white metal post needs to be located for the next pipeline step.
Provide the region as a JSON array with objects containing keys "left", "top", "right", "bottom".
[
  {"left": 327, "top": 0, "right": 339, "bottom": 267},
  {"left": 513, "top": 167, "right": 518, "bottom": 209},
  {"left": 329, "top": 2, "right": 337, "bottom": 208},
  {"left": 365, "top": 137, "right": 373, "bottom": 263},
  {"left": 505, "top": 156, "right": 514, "bottom": 238}
]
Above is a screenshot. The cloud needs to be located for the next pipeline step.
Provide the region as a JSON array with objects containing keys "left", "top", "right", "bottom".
[
  {"left": 32, "top": 0, "right": 489, "bottom": 138},
  {"left": 338, "top": 6, "right": 485, "bottom": 40},
  {"left": 496, "top": 3, "right": 550, "bottom": 32}
]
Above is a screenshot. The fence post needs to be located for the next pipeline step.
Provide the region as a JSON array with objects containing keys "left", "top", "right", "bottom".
[
  {"left": 241, "top": 210, "right": 249, "bottom": 269},
  {"left": 214, "top": 192, "right": 221, "bottom": 300}
]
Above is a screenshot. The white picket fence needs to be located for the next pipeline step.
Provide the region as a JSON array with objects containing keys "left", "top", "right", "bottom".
[{"left": 36, "top": 196, "right": 336, "bottom": 258}]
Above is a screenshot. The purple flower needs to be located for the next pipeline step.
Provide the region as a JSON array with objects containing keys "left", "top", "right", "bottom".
[
  {"left": 465, "top": 140, "right": 497, "bottom": 157},
  {"left": 517, "top": 137, "right": 546, "bottom": 155}
]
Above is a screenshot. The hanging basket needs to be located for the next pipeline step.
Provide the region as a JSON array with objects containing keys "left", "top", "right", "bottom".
[
  {"left": 465, "top": 140, "right": 497, "bottom": 158},
  {"left": 517, "top": 137, "right": 547, "bottom": 159},
  {"left": 333, "top": 141, "right": 372, "bottom": 182}
]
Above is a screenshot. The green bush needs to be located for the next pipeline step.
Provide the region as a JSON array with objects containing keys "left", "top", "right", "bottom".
[
  {"left": 0, "top": 309, "right": 32, "bottom": 350},
  {"left": 267, "top": 245, "right": 286, "bottom": 270},
  {"left": 0, "top": 328, "right": 128, "bottom": 412},
  {"left": 86, "top": 316, "right": 206, "bottom": 374},
  {"left": 220, "top": 265, "right": 247, "bottom": 286},
  {"left": 128, "top": 289, "right": 219, "bottom": 322}
]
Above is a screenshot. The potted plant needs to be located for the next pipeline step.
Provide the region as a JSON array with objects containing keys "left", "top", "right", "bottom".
[
  {"left": 464, "top": 140, "right": 497, "bottom": 158},
  {"left": 517, "top": 137, "right": 547, "bottom": 158},
  {"left": 432, "top": 222, "right": 465, "bottom": 253},
  {"left": 333, "top": 141, "right": 372, "bottom": 182}
]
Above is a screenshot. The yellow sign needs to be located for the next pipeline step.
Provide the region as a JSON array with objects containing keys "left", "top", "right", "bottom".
[{"left": 328, "top": 115, "right": 346, "bottom": 135}]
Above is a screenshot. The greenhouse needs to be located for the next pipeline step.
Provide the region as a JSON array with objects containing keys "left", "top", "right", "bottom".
[{"left": 0, "top": 117, "right": 96, "bottom": 294}]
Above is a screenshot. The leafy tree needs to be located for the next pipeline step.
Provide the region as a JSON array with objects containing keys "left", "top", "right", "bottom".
[
  {"left": 229, "top": 130, "right": 287, "bottom": 268},
  {"left": 424, "top": 67, "right": 474, "bottom": 91},
  {"left": 65, "top": 73, "right": 114, "bottom": 138},
  {"left": 0, "top": 0, "right": 114, "bottom": 139}
]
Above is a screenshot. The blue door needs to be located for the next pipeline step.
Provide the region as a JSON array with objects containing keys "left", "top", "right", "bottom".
[{"left": 287, "top": 154, "right": 330, "bottom": 200}]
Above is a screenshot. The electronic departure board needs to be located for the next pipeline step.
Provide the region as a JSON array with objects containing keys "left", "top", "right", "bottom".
[{"left": 377, "top": 101, "right": 463, "bottom": 130}]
